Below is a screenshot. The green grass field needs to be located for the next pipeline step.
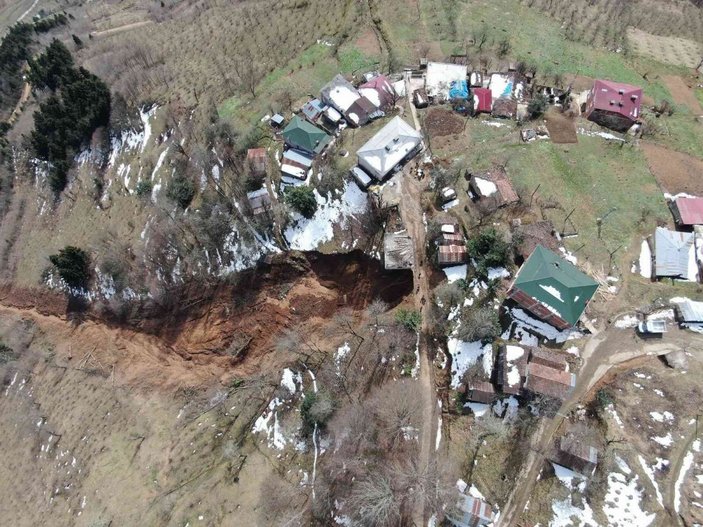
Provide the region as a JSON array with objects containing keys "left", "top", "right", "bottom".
[{"left": 437, "top": 118, "right": 669, "bottom": 273}]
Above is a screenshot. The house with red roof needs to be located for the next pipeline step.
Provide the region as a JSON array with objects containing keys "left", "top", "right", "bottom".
[
  {"left": 584, "top": 79, "right": 642, "bottom": 132},
  {"left": 472, "top": 87, "right": 492, "bottom": 114},
  {"left": 359, "top": 74, "right": 396, "bottom": 109}
]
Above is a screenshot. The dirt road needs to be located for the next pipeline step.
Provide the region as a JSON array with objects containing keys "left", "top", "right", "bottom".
[
  {"left": 664, "top": 424, "right": 700, "bottom": 526},
  {"left": 6, "top": 80, "right": 30, "bottom": 125},
  {"left": 91, "top": 20, "right": 153, "bottom": 39},
  {"left": 497, "top": 327, "right": 703, "bottom": 527},
  {"left": 397, "top": 141, "right": 437, "bottom": 525}
]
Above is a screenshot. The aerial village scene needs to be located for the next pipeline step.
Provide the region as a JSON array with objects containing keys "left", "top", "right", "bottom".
[
  {"left": 2, "top": 1, "right": 703, "bottom": 526},
  {"left": 243, "top": 48, "right": 703, "bottom": 527}
]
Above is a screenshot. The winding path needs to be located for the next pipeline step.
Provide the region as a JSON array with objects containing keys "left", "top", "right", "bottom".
[{"left": 497, "top": 328, "right": 703, "bottom": 527}]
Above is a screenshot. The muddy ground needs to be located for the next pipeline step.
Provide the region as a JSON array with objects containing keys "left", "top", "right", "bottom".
[
  {"left": 642, "top": 142, "right": 703, "bottom": 196},
  {"left": 0, "top": 251, "right": 413, "bottom": 526}
]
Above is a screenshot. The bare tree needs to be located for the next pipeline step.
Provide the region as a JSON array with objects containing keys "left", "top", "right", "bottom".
[
  {"left": 372, "top": 381, "right": 421, "bottom": 450},
  {"left": 347, "top": 473, "right": 402, "bottom": 527},
  {"left": 232, "top": 48, "right": 263, "bottom": 98}
]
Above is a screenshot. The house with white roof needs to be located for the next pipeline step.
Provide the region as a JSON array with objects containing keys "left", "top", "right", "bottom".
[{"left": 355, "top": 116, "right": 423, "bottom": 181}]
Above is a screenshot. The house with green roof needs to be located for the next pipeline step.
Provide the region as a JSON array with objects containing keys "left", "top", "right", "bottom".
[
  {"left": 281, "top": 115, "right": 332, "bottom": 156},
  {"left": 507, "top": 245, "right": 598, "bottom": 330}
]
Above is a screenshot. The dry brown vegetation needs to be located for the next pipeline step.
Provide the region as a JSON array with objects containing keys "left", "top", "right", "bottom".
[
  {"left": 79, "top": 0, "right": 358, "bottom": 107},
  {"left": 522, "top": 0, "right": 703, "bottom": 51}
]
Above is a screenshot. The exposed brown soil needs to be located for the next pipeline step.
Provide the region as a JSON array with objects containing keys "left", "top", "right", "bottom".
[
  {"left": 0, "top": 251, "right": 414, "bottom": 391},
  {"left": 662, "top": 75, "right": 703, "bottom": 113},
  {"left": 355, "top": 28, "right": 382, "bottom": 56},
  {"left": 544, "top": 109, "right": 577, "bottom": 144},
  {"left": 642, "top": 142, "right": 703, "bottom": 195},
  {"left": 425, "top": 108, "right": 465, "bottom": 137}
]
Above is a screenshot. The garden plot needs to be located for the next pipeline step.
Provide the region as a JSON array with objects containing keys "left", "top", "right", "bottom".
[
  {"left": 643, "top": 143, "right": 703, "bottom": 196},
  {"left": 627, "top": 28, "right": 703, "bottom": 69}
]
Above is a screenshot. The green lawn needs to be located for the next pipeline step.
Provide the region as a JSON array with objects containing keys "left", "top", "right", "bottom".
[{"left": 448, "top": 119, "right": 669, "bottom": 272}]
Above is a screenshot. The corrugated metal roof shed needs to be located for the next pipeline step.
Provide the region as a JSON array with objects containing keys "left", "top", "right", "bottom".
[
  {"left": 446, "top": 495, "right": 494, "bottom": 527},
  {"left": 438, "top": 244, "right": 467, "bottom": 266},
  {"left": 524, "top": 362, "right": 575, "bottom": 400},
  {"left": 672, "top": 197, "right": 703, "bottom": 226},
  {"left": 672, "top": 297, "right": 703, "bottom": 322},
  {"left": 529, "top": 348, "right": 568, "bottom": 371},
  {"left": 654, "top": 227, "right": 694, "bottom": 278},
  {"left": 246, "top": 188, "right": 271, "bottom": 215},
  {"left": 384, "top": 232, "right": 415, "bottom": 270}
]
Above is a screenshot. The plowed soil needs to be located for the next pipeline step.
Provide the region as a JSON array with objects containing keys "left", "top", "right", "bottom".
[
  {"left": 425, "top": 108, "right": 465, "bottom": 137},
  {"left": 545, "top": 109, "right": 577, "bottom": 143},
  {"left": 662, "top": 75, "right": 703, "bottom": 113},
  {"left": 642, "top": 142, "right": 703, "bottom": 195}
]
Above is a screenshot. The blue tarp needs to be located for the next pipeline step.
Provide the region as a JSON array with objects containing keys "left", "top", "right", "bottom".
[{"left": 449, "top": 79, "right": 469, "bottom": 100}]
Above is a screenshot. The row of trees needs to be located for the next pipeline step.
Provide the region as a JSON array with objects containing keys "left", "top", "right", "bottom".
[
  {"left": 0, "top": 23, "right": 33, "bottom": 116},
  {"left": 30, "top": 40, "right": 111, "bottom": 193}
]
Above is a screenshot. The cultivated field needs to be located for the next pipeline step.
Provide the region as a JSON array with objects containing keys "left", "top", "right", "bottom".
[{"left": 628, "top": 28, "right": 703, "bottom": 68}]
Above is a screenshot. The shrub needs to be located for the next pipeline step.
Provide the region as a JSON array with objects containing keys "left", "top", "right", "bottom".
[
  {"left": 527, "top": 93, "right": 548, "bottom": 119},
  {"left": 455, "top": 306, "right": 500, "bottom": 342},
  {"left": 166, "top": 173, "right": 196, "bottom": 209},
  {"left": 467, "top": 228, "right": 511, "bottom": 278},
  {"left": 285, "top": 185, "right": 317, "bottom": 218},
  {"left": 301, "top": 390, "right": 334, "bottom": 435},
  {"left": 0, "top": 343, "right": 17, "bottom": 364},
  {"left": 395, "top": 308, "right": 422, "bottom": 332},
  {"left": 135, "top": 179, "right": 153, "bottom": 197},
  {"left": 49, "top": 246, "right": 90, "bottom": 288}
]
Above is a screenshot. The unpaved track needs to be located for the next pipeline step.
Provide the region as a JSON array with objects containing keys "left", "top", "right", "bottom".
[
  {"left": 399, "top": 146, "right": 436, "bottom": 525},
  {"left": 664, "top": 424, "right": 700, "bottom": 526},
  {"left": 92, "top": 20, "right": 153, "bottom": 39},
  {"left": 497, "top": 328, "right": 703, "bottom": 527}
]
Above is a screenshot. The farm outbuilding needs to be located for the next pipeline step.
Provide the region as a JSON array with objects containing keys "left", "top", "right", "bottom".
[
  {"left": 413, "top": 89, "right": 429, "bottom": 108},
  {"left": 495, "top": 344, "right": 528, "bottom": 396},
  {"left": 554, "top": 436, "right": 598, "bottom": 476},
  {"left": 507, "top": 245, "right": 598, "bottom": 330},
  {"left": 654, "top": 227, "right": 695, "bottom": 279},
  {"left": 445, "top": 495, "right": 495, "bottom": 527},
  {"left": 523, "top": 362, "right": 575, "bottom": 400},
  {"left": 301, "top": 98, "right": 326, "bottom": 123},
  {"left": 466, "top": 381, "right": 497, "bottom": 404},
  {"left": 356, "top": 116, "right": 423, "bottom": 180},
  {"left": 491, "top": 97, "right": 517, "bottom": 119},
  {"left": 281, "top": 149, "right": 313, "bottom": 181},
  {"left": 425, "top": 62, "right": 468, "bottom": 101},
  {"left": 246, "top": 148, "right": 268, "bottom": 175},
  {"left": 282, "top": 116, "right": 332, "bottom": 156},
  {"left": 528, "top": 348, "right": 568, "bottom": 371},
  {"left": 270, "top": 114, "right": 285, "bottom": 127},
  {"left": 438, "top": 244, "right": 467, "bottom": 266},
  {"left": 670, "top": 196, "right": 703, "bottom": 228},
  {"left": 584, "top": 79, "right": 642, "bottom": 132},
  {"left": 246, "top": 188, "right": 272, "bottom": 216},
  {"left": 469, "top": 166, "right": 519, "bottom": 210},
  {"left": 472, "top": 87, "right": 492, "bottom": 113}
]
